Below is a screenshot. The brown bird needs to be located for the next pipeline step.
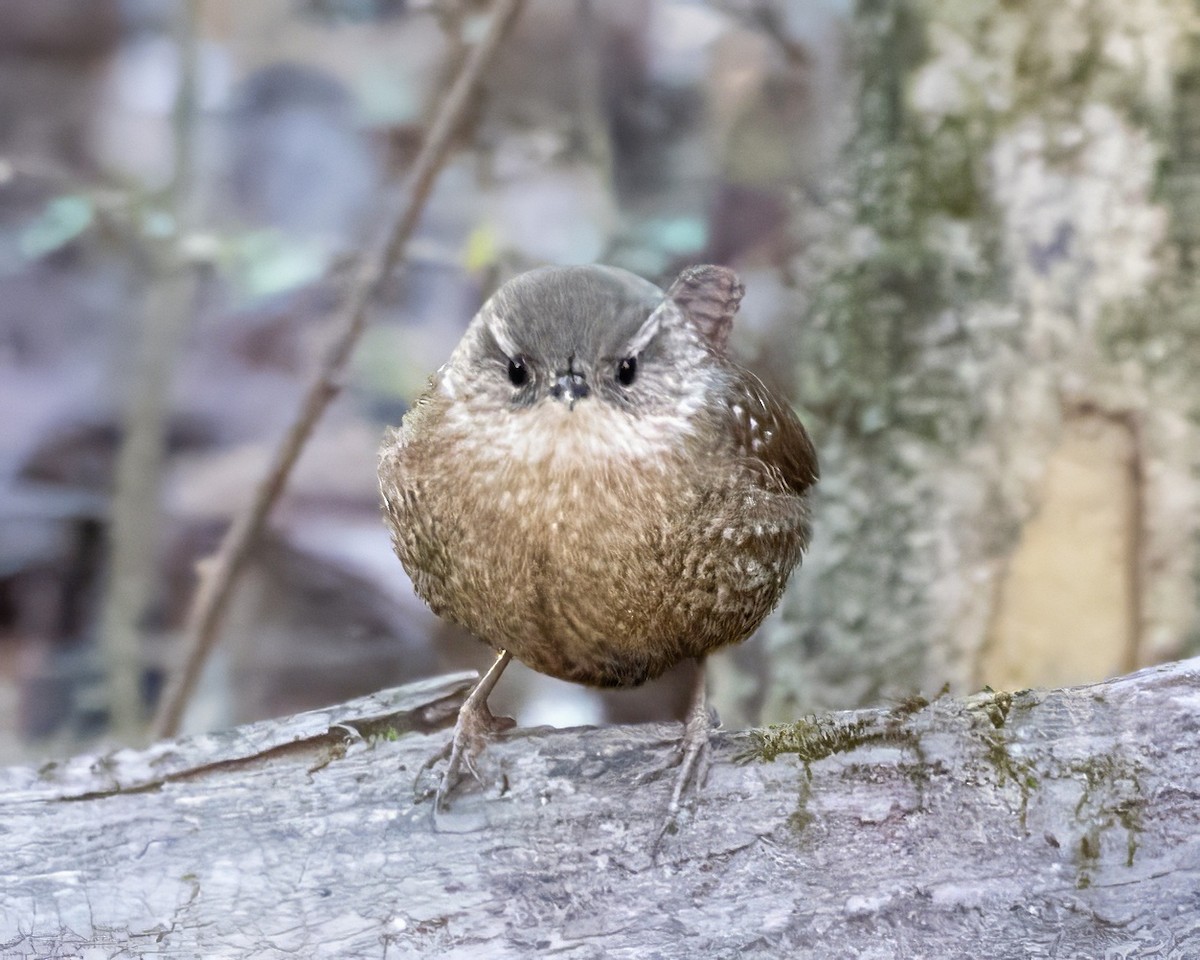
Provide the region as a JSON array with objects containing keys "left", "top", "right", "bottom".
[{"left": 378, "top": 263, "right": 818, "bottom": 821}]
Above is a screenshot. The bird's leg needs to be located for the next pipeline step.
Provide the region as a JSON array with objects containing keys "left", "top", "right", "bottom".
[
  {"left": 656, "top": 657, "right": 714, "bottom": 847},
  {"left": 418, "top": 650, "right": 515, "bottom": 810}
]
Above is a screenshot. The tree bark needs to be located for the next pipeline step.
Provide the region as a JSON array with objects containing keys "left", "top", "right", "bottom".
[
  {"left": 2, "top": 659, "right": 1198, "bottom": 957},
  {"left": 768, "top": 0, "right": 1200, "bottom": 717}
]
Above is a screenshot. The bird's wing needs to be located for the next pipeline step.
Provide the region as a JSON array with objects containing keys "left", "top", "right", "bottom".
[{"left": 726, "top": 369, "right": 819, "bottom": 497}]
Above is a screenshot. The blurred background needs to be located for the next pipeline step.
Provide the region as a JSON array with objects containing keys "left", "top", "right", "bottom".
[{"left": 0, "top": 0, "right": 1197, "bottom": 764}]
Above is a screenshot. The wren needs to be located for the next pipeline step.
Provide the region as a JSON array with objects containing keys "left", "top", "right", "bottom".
[{"left": 378, "top": 264, "right": 818, "bottom": 818}]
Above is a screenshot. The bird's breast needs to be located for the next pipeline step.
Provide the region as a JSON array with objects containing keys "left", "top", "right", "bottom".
[{"left": 383, "top": 395, "right": 806, "bottom": 687}]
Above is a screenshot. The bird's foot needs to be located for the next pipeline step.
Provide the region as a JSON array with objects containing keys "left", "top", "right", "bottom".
[
  {"left": 416, "top": 698, "right": 515, "bottom": 810},
  {"left": 413, "top": 651, "right": 515, "bottom": 810},
  {"left": 652, "top": 664, "right": 716, "bottom": 854},
  {"left": 655, "top": 705, "right": 715, "bottom": 843}
]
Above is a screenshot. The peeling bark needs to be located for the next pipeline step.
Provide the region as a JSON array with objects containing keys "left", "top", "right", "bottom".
[{"left": 1, "top": 660, "right": 1198, "bottom": 957}]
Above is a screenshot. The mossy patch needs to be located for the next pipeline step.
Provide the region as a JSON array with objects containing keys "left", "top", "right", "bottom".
[
  {"left": 966, "top": 689, "right": 1144, "bottom": 881},
  {"left": 748, "top": 685, "right": 1148, "bottom": 863},
  {"left": 968, "top": 689, "right": 1038, "bottom": 828},
  {"left": 1068, "top": 752, "right": 1145, "bottom": 887},
  {"left": 788, "top": 777, "right": 815, "bottom": 835},
  {"left": 889, "top": 682, "right": 949, "bottom": 719},
  {"left": 743, "top": 690, "right": 943, "bottom": 834},
  {"left": 742, "top": 711, "right": 923, "bottom": 837},
  {"left": 890, "top": 693, "right": 931, "bottom": 718},
  {"left": 742, "top": 713, "right": 919, "bottom": 774}
]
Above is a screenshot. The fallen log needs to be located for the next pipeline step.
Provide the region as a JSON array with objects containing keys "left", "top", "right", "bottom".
[{"left": 1, "top": 659, "right": 1198, "bottom": 957}]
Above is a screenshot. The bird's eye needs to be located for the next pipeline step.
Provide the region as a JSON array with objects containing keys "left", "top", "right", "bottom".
[
  {"left": 617, "top": 357, "right": 638, "bottom": 387},
  {"left": 507, "top": 357, "right": 529, "bottom": 387}
]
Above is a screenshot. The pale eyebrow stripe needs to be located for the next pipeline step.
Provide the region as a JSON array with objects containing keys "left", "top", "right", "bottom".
[{"left": 484, "top": 308, "right": 521, "bottom": 359}]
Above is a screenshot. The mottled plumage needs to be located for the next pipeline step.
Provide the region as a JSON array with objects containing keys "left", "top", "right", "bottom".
[{"left": 379, "top": 264, "right": 817, "bottom": 688}]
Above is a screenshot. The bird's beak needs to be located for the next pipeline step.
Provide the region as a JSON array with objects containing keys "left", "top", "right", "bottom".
[{"left": 549, "top": 371, "right": 590, "bottom": 410}]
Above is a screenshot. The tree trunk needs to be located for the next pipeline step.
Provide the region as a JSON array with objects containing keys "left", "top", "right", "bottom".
[
  {"left": 2, "top": 659, "right": 1198, "bottom": 957},
  {"left": 768, "top": 0, "right": 1200, "bottom": 717}
]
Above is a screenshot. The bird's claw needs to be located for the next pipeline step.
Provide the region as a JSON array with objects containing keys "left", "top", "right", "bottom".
[
  {"left": 417, "top": 701, "right": 515, "bottom": 811},
  {"left": 411, "top": 651, "right": 516, "bottom": 811},
  {"left": 652, "top": 702, "right": 717, "bottom": 855},
  {"left": 412, "top": 740, "right": 453, "bottom": 803}
]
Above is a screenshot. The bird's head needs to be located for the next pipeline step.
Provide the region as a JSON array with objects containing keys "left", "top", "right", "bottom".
[{"left": 439, "top": 264, "right": 743, "bottom": 434}]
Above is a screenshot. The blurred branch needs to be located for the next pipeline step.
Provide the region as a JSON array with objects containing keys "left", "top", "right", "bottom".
[
  {"left": 169, "top": 0, "right": 202, "bottom": 219},
  {"left": 572, "top": 0, "right": 613, "bottom": 177},
  {"left": 151, "top": 0, "right": 528, "bottom": 740},
  {"left": 98, "top": 0, "right": 203, "bottom": 742},
  {"left": 429, "top": 0, "right": 470, "bottom": 103}
]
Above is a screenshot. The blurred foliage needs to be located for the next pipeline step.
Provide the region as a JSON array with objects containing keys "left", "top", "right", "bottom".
[
  {"left": 18, "top": 195, "right": 95, "bottom": 261},
  {"left": 222, "top": 230, "right": 333, "bottom": 302}
]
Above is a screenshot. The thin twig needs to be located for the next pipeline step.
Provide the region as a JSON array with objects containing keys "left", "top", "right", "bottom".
[{"left": 151, "top": 0, "right": 527, "bottom": 740}]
